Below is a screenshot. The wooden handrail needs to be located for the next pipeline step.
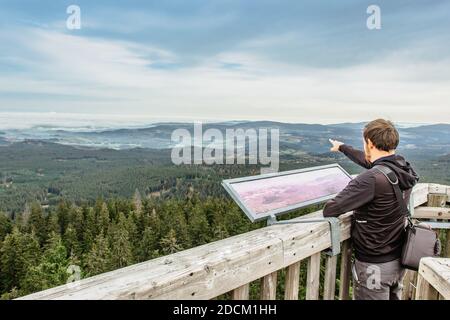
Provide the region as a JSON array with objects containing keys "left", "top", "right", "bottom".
[{"left": 18, "top": 183, "right": 448, "bottom": 300}]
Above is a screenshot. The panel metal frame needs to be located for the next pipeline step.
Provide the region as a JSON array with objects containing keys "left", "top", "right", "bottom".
[{"left": 222, "top": 163, "right": 353, "bottom": 222}]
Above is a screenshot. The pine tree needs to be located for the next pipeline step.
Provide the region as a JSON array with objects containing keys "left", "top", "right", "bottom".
[
  {"left": 63, "top": 224, "right": 80, "bottom": 259},
  {"left": 0, "top": 227, "right": 40, "bottom": 292},
  {"left": 160, "top": 229, "right": 182, "bottom": 255},
  {"left": 45, "top": 213, "right": 59, "bottom": 236},
  {"left": 28, "top": 203, "right": 47, "bottom": 245},
  {"left": 97, "top": 203, "right": 110, "bottom": 235},
  {"left": 0, "top": 212, "right": 12, "bottom": 242},
  {"left": 82, "top": 208, "right": 96, "bottom": 252},
  {"left": 56, "top": 201, "right": 70, "bottom": 235},
  {"left": 188, "top": 206, "right": 211, "bottom": 246},
  {"left": 133, "top": 189, "right": 143, "bottom": 214},
  {"left": 108, "top": 213, "right": 133, "bottom": 269},
  {"left": 137, "top": 227, "right": 160, "bottom": 261},
  {"left": 84, "top": 233, "right": 112, "bottom": 276},
  {"left": 20, "top": 233, "right": 69, "bottom": 294}
]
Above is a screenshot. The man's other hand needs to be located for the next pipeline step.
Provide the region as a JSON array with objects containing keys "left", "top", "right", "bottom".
[{"left": 329, "top": 139, "right": 344, "bottom": 152}]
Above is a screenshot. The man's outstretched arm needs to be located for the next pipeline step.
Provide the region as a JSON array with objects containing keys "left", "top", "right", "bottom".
[
  {"left": 329, "top": 139, "right": 372, "bottom": 169},
  {"left": 323, "top": 172, "right": 375, "bottom": 217}
]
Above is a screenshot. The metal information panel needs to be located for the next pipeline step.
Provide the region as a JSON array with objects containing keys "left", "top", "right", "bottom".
[{"left": 222, "top": 164, "right": 353, "bottom": 223}]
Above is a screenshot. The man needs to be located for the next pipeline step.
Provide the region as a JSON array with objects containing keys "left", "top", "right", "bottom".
[{"left": 323, "top": 119, "right": 419, "bottom": 300}]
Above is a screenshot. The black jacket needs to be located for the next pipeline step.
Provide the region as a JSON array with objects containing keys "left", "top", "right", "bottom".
[{"left": 323, "top": 145, "right": 419, "bottom": 263}]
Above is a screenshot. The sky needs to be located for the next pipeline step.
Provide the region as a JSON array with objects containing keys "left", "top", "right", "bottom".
[{"left": 1, "top": 0, "right": 450, "bottom": 125}]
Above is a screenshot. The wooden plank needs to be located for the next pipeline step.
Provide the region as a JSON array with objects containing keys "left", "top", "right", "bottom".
[
  {"left": 415, "top": 273, "right": 439, "bottom": 300},
  {"left": 411, "top": 271, "right": 418, "bottom": 299},
  {"left": 284, "top": 261, "right": 301, "bottom": 300},
  {"left": 305, "top": 252, "right": 321, "bottom": 300},
  {"left": 339, "top": 239, "right": 352, "bottom": 300},
  {"left": 413, "top": 207, "right": 450, "bottom": 220},
  {"left": 231, "top": 284, "right": 249, "bottom": 300},
  {"left": 417, "top": 258, "right": 450, "bottom": 300},
  {"left": 401, "top": 270, "right": 416, "bottom": 300},
  {"left": 428, "top": 193, "right": 448, "bottom": 208},
  {"left": 428, "top": 184, "right": 450, "bottom": 199},
  {"left": 413, "top": 183, "right": 432, "bottom": 208},
  {"left": 260, "top": 271, "right": 278, "bottom": 300},
  {"left": 323, "top": 255, "right": 337, "bottom": 300}
]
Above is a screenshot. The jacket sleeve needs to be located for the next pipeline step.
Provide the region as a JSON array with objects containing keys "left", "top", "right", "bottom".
[
  {"left": 339, "top": 144, "right": 372, "bottom": 169},
  {"left": 323, "top": 172, "right": 376, "bottom": 217}
]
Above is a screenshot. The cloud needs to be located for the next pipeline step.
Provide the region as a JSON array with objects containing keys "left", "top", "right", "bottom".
[{"left": 1, "top": 0, "right": 450, "bottom": 124}]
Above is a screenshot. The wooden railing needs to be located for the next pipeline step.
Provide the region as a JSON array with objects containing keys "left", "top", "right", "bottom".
[
  {"left": 18, "top": 183, "right": 450, "bottom": 300},
  {"left": 415, "top": 257, "right": 450, "bottom": 300}
]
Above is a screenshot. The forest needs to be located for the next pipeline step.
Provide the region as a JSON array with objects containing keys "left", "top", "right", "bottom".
[
  {"left": 0, "top": 139, "right": 449, "bottom": 299},
  {"left": 0, "top": 192, "right": 267, "bottom": 299}
]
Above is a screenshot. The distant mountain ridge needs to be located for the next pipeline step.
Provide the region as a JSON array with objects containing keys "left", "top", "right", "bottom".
[{"left": 0, "top": 121, "right": 449, "bottom": 157}]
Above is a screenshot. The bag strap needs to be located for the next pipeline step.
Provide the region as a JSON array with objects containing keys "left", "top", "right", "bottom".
[{"left": 373, "top": 165, "right": 410, "bottom": 217}]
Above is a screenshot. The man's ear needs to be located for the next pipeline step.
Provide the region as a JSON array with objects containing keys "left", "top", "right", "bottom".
[{"left": 367, "top": 138, "right": 374, "bottom": 149}]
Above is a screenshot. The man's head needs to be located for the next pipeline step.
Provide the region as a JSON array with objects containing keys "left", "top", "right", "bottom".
[{"left": 363, "top": 119, "right": 399, "bottom": 162}]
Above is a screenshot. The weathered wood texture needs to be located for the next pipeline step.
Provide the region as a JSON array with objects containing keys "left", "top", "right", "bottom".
[
  {"left": 305, "top": 252, "right": 321, "bottom": 300},
  {"left": 284, "top": 261, "right": 301, "bottom": 300},
  {"left": 428, "top": 184, "right": 450, "bottom": 201},
  {"left": 428, "top": 193, "right": 448, "bottom": 208},
  {"left": 18, "top": 183, "right": 433, "bottom": 300},
  {"left": 231, "top": 284, "right": 249, "bottom": 300},
  {"left": 260, "top": 271, "right": 278, "bottom": 300},
  {"left": 323, "top": 255, "right": 337, "bottom": 300},
  {"left": 401, "top": 270, "right": 417, "bottom": 300},
  {"left": 415, "top": 258, "right": 450, "bottom": 300},
  {"left": 413, "top": 207, "right": 450, "bottom": 220},
  {"left": 338, "top": 239, "right": 352, "bottom": 300}
]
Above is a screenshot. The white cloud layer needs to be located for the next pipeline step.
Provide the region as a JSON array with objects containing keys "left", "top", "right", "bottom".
[{"left": 1, "top": 27, "right": 449, "bottom": 124}]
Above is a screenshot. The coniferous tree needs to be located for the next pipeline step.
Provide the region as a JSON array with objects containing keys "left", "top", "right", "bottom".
[
  {"left": 63, "top": 224, "right": 81, "bottom": 259},
  {"left": 0, "top": 212, "right": 12, "bottom": 242},
  {"left": 46, "top": 213, "right": 59, "bottom": 236},
  {"left": 160, "top": 229, "right": 182, "bottom": 255},
  {"left": 28, "top": 203, "right": 46, "bottom": 245},
  {"left": 97, "top": 203, "right": 110, "bottom": 235},
  {"left": 56, "top": 201, "right": 70, "bottom": 235},
  {"left": 0, "top": 227, "right": 40, "bottom": 292},
  {"left": 188, "top": 206, "right": 211, "bottom": 246},
  {"left": 108, "top": 213, "right": 133, "bottom": 269},
  {"left": 82, "top": 208, "right": 96, "bottom": 252},
  {"left": 21, "top": 233, "right": 69, "bottom": 294},
  {"left": 133, "top": 189, "right": 143, "bottom": 214},
  {"left": 84, "top": 233, "right": 112, "bottom": 276},
  {"left": 137, "top": 227, "right": 160, "bottom": 261}
]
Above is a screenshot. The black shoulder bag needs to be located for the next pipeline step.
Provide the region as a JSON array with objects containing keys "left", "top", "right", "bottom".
[{"left": 374, "top": 165, "right": 440, "bottom": 270}]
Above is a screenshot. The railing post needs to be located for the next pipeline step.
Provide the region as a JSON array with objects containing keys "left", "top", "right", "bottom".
[
  {"left": 232, "top": 284, "right": 250, "bottom": 300},
  {"left": 401, "top": 270, "right": 416, "bottom": 300},
  {"left": 428, "top": 193, "right": 448, "bottom": 258},
  {"left": 415, "top": 273, "right": 439, "bottom": 300},
  {"left": 260, "top": 272, "right": 278, "bottom": 300},
  {"left": 284, "top": 261, "right": 301, "bottom": 300},
  {"left": 339, "top": 239, "right": 352, "bottom": 300},
  {"left": 323, "top": 255, "right": 337, "bottom": 300},
  {"left": 306, "top": 252, "right": 321, "bottom": 300}
]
